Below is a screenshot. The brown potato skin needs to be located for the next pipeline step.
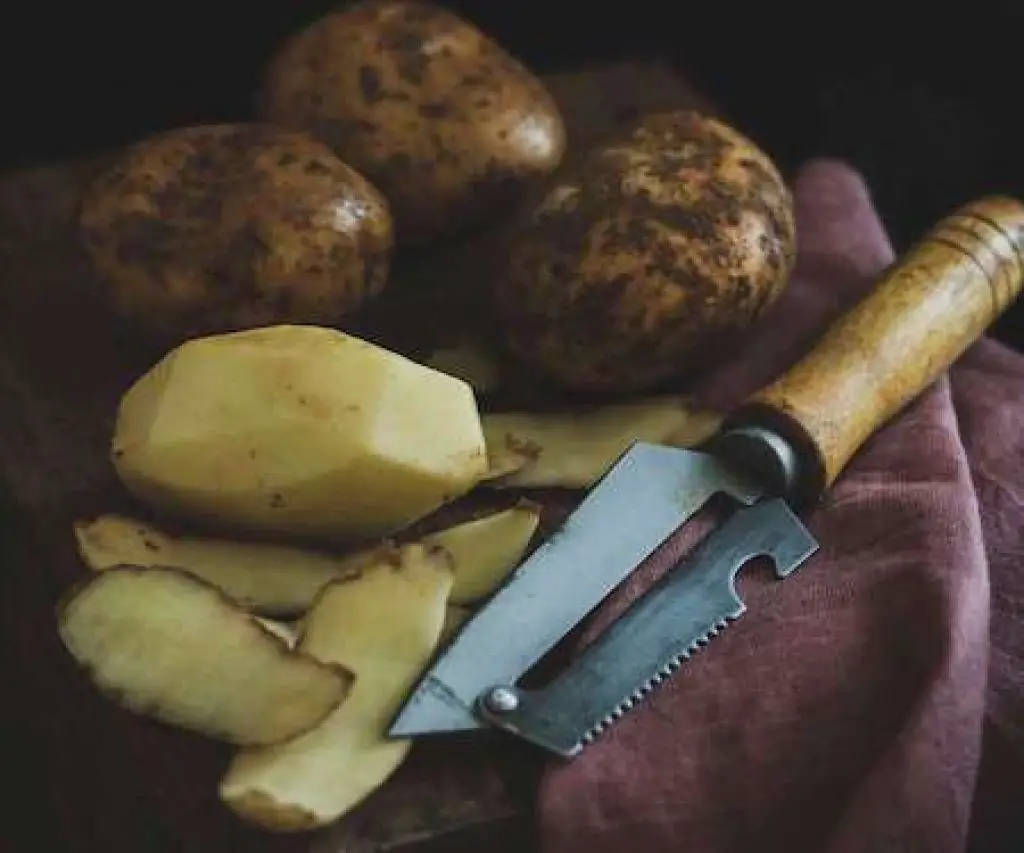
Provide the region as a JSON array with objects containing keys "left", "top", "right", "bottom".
[
  {"left": 493, "top": 111, "right": 797, "bottom": 395},
  {"left": 258, "top": 0, "right": 566, "bottom": 247},
  {"left": 78, "top": 123, "right": 394, "bottom": 346}
]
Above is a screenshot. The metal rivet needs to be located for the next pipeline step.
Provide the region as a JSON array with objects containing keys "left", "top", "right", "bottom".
[{"left": 483, "top": 686, "right": 519, "bottom": 714}]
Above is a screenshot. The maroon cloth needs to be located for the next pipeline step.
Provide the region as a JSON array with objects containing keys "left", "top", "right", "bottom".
[{"left": 535, "top": 160, "right": 1024, "bottom": 852}]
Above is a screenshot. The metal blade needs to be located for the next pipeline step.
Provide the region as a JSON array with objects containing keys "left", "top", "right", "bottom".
[
  {"left": 476, "top": 497, "right": 818, "bottom": 757},
  {"left": 388, "top": 441, "right": 762, "bottom": 738}
]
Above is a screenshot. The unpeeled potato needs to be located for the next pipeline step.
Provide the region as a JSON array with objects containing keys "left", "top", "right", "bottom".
[
  {"left": 494, "top": 110, "right": 796, "bottom": 394},
  {"left": 258, "top": 0, "right": 566, "bottom": 246},
  {"left": 78, "top": 123, "right": 394, "bottom": 346}
]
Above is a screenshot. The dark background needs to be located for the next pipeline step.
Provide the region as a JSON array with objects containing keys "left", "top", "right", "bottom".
[{"left": 1, "top": 2, "right": 1021, "bottom": 342}]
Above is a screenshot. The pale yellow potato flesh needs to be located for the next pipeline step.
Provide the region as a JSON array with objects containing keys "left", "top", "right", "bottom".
[
  {"left": 73, "top": 514, "right": 344, "bottom": 615},
  {"left": 255, "top": 618, "right": 299, "bottom": 648},
  {"left": 218, "top": 543, "right": 453, "bottom": 831},
  {"left": 56, "top": 567, "right": 352, "bottom": 746},
  {"left": 332, "top": 505, "right": 540, "bottom": 604},
  {"left": 419, "top": 504, "right": 539, "bottom": 604},
  {"left": 481, "top": 396, "right": 723, "bottom": 488},
  {"left": 110, "top": 325, "right": 489, "bottom": 545},
  {"left": 74, "top": 503, "right": 540, "bottom": 617}
]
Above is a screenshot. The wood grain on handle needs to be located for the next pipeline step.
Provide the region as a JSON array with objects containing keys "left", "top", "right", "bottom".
[{"left": 726, "top": 195, "right": 1024, "bottom": 503}]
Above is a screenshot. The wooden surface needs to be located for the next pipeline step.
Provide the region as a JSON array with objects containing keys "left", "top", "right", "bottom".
[
  {"left": 0, "top": 60, "right": 713, "bottom": 853},
  {"left": 734, "top": 196, "right": 1024, "bottom": 503}
]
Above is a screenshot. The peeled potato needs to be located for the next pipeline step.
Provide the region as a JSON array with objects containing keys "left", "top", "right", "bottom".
[
  {"left": 55, "top": 567, "right": 352, "bottom": 745},
  {"left": 110, "top": 325, "right": 488, "bottom": 544},
  {"left": 219, "top": 543, "right": 453, "bottom": 831},
  {"left": 481, "top": 396, "right": 723, "bottom": 488},
  {"left": 74, "top": 503, "right": 539, "bottom": 614}
]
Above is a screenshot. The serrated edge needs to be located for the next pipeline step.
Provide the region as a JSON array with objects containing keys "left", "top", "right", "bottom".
[{"left": 574, "top": 614, "right": 737, "bottom": 752}]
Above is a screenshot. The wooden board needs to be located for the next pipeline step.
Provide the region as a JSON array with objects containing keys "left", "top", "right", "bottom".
[{"left": 0, "top": 60, "right": 712, "bottom": 853}]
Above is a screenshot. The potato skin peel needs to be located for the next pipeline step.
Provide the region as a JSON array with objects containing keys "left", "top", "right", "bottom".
[
  {"left": 480, "top": 397, "right": 724, "bottom": 488},
  {"left": 55, "top": 565, "right": 354, "bottom": 746},
  {"left": 73, "top": 513, "right": 352, "bottom": 616},
  {"left": 218, "top": 544, "right": 454, "bottom": 831},
  {"left": 73, "top": 502, "right": 539, "bottom": 615}
]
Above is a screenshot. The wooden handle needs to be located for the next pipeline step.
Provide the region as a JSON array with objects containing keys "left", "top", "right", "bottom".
[{"left": 725, "top": 195, "right": 1024, "bottom": 504}]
